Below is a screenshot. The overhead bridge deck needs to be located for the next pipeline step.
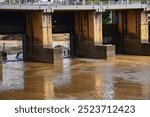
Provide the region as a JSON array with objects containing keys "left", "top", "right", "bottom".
[{"left": 0, "top": 1, "right": 150, "bottom": 12}]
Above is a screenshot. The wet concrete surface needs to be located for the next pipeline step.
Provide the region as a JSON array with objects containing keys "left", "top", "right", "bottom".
[{"left": 0, "top": 55, "right": 150, "bottom": 100}]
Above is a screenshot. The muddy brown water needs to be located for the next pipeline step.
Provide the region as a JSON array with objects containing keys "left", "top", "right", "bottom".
[{"left": 0, "top": 55, "right": 150, "bottom": 100}]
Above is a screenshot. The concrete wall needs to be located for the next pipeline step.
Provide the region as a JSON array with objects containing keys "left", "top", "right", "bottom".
[
  {"left": 74, "top": 11, "right": 102, "bottom": 45},
  {"left": 141, "top": 11, "right": 149, "bottom": 43},
  {"left": 25, "top": 11, "right": 62, "bottom": 63},
  {"left": 117, "top": 11, "right": 124, "bottom": 54},
  {"left": 127, "top": 10, "right": 137, "bottom": 39},
  {"left": 24, "top": 10, "right": 115, "bottom": 61},
  {"left": 74, "top": 37, "right": 115, "bottom": 59},
  {"left": 124, "top": 39, "right": 150, "bottom": 55},
  {"left": 42, "top": 13, "right": 52, "bottom": 48},
  {"left": 118, "top": 10, "right": 150, "bottom": 55},
  {"left": 118, "top": 10, "right": 140, "bottom": 40},
  {"left": 26, "top": 11, "right": 52, "bottom": 47},
  {"left": 94, "top": 12, "right": 103, "bottom": 45},
  {"left": 74, "top": 11, "right": 115, "bottom": 59}
]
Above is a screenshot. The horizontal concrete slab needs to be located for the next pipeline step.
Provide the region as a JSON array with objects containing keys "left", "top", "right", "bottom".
[
  {"left": 0, "top": 3, "right": 148, "bottom": 12},
  {"left": 0, "top": 4, "right": 103, "bottom": 12}
]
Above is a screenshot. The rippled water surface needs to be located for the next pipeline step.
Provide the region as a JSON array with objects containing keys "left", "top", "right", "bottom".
[{"left": 0, "top": 55, "right": 150, "bottom": 100}]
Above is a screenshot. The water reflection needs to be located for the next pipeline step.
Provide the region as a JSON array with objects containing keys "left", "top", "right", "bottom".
[
  {"left": 113, "top": 77, "right": 150, "bottom": 100},
  {"left": 52, "top": 59, "right": 104, "bottom": 99},
  {"left": 54, "top": 73, "right": 104, "bottom": 99},
  {"left": 0, "top": 55, "right": 150, "bottom": 99},
  {"left": 0, "top": 62, "right": 54, "bottom": 99},
  {"left": 114, "top": 78, "right": 143, "bottom": 99},
  {"left": 0, "top": 62, "right": 24, "bottom": 91}
]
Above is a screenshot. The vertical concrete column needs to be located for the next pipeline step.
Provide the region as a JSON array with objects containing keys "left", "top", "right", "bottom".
[
  {"left": 42, "top": 13, "right": 52, "bottom": 48},
  {"left": 88, "top": 11, "right": 103, "bottom": 45},
  {"left": 117, "top": 11, "right": 125, "bottom": 53},
  {"left": 81, "top": 11, "right": 89, "bottom": 39},
  {"left": 118, "top": 12, "right": 123, "bottom": 35},
  {"left": 127, "top": 10, "right": 137, "bottom": 39},
  {"left": 141, "top": 11, "right": 148, "bottom": 43},
  {"left": 74, "top": 11, "right": 103, "bottom": 44},
  {"left": 33, "top": 11, "right": 43, "bottom": 40},
  {"left": 74, "top": 13, "right": 80, "bottom": 38},
  {"left": 26, "top": 12, "right": 35, "bottom": 59},
  {"left": 74, "top": 10, "right": 115, "bottom": 59},
  {"left": 88, "top": 11, "right": 94, "bottom": 41},
  {"left": 25, "top": 11, "right": 56, "bottom": 63},
  {"left": 26, "top": 13, "right": 33, "bottom": 42},
  {"left": 74, "top": 11, "right": 90, "bottom": 41},
  {"left": 94, "top": 12, "right": 103, "bottom": 45},
  {"left": 26, "top": 11, "right": 52, "bottom": 47}
]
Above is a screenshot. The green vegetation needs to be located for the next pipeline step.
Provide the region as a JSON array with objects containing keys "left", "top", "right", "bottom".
[
  {"left": 86, "top": 0, "right": 111, "bottom": 24},
  {"left": 102, "top": 11, "right": 111, "bottom": 24}
]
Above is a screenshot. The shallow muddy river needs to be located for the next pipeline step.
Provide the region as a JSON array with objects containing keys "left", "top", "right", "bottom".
[{"left": 0, "top": 55, "right": 150, "bottom": 100}]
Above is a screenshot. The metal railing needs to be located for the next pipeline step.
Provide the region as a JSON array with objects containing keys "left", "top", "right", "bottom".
[{"left": 0, "top": 0, "right": 149, "bottom": 6}]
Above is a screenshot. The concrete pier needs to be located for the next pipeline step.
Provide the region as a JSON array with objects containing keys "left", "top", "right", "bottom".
[
  {"left": 74, "top": 11, "right": 115, "bottom": 59},
  {"left": 25, "top": 11, "right": 62, "bottom": 63},
  {"left": 117, "top": 9, "right": 150, "bottom": 55}
]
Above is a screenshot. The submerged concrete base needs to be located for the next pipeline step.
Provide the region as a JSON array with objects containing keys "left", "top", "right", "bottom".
[
  {"left": 124, "top": 39, "right": 150, "bottom": 55},
  {"left": 25, "top": 47, "right": 62, "bottom": 63},
  {"left": 74, "top": 39, "right": 115, "bottom": 59}
]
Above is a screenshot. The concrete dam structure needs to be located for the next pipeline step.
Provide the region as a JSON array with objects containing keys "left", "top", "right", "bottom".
[{"left": 0, "top": 0, "right": 150, "bottom": 63}]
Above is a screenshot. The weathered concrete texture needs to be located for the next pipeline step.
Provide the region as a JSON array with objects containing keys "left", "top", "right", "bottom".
[
  {"left": 74, "top": 38, "right": 115, "bottom": 59},
  {"left": 124, "top": 39, "right": 150, "bottom": 55},
  {"left": 106, "top": 45, "right": 116, "bottom": 57},
  {"left": 117, "top": 11, "right": 124, "bottom": 54},
  {"left": 118, "top": 10, "right": 141, "bottom": 39},
  {"left": 74, "top": 11, "right": 102, "bottom": 45},
  {"left": 28, "top": 11, "right": 52, "bottom": 47},
  {"left": 127, "top": 10, "right": 138, "bottom": 39},
  {"left": 74, "top": 11, "right": 115, "bottom": 59},
  {"left": 26, "top": 48, "right": 53, "bottom": 63},
  {"left": 141, "top": 11, "right": 149, "bottom": 43},
  {"left": 53, "top": 48, "right": 63, "bottom": 63},
  {"left": 118, "top": 9, "right": 150, "bottom": 55},
  {"left": 25, "top": 11, "right": 56, "bottom": 63},
  {"left": 25, "top": 40, "right": 62, "bottom": 63},
  {"left": 42, "top": 13, "right": 52, "bottom": 48}
]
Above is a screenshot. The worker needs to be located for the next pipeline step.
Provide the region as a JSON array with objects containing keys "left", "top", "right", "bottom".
[{"left": 2, "top": 43, "right": 7, "bottom": 60}]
